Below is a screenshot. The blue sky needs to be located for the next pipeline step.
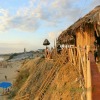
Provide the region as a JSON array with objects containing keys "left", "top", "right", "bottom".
[{"left": 0, "top": 0, "right": 100, "bottom": 54}]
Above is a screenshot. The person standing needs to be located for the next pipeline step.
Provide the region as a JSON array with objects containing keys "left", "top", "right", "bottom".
[
  {"left": 57, "top": 45, "right": 62, "bottom": 54},
  {"left": 5, "top": 75, "right": 7, "bottom": 81},
  {"left": 94, "top": 48, "right": 98, "bottom": 62},
  {"left": 45, "top": 47, "right": 49, "bottom": 58}
]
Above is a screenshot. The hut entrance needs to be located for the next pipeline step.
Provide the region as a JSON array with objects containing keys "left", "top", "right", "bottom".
[
  {"left": 73, "top": 35, "right": 76, "bottom": 46},
  {"left": 94, "top": 31, "right": 100, "bottom": 46},
  {"left": 94, "top": 31, "right": 100, "bottom": 60}
]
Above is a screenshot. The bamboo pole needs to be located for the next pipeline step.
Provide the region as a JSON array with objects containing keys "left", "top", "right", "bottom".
[
  {"left": 86, "top": 45, "right": 92, "bottom": 100},
  {"left": 70, "top": 48, "right": 76, "bottom": 65}
]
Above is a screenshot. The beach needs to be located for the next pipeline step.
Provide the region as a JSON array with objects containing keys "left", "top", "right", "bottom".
[{"left": 0, "top": 59, "right": 23, "bottom": 100}]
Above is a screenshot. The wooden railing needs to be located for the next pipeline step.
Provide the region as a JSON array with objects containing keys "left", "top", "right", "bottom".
[
  {"left": 66, "top": 46, "right": 92, "bottom": 100},
  {"left": 68, "top": 46, "right": 87, "bottom": 86}
]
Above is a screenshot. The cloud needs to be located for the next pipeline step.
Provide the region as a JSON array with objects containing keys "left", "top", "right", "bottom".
[
  {"left": 47, "top": 30, "right": 62, "bottom": 47},
  {"left": 89, "top": 0, "right": 100, "bottom": 9},
  {"left": 0, "top": 8, "right": 40, "bottom": 32},
  {"left": 0, "top": 9, "right": 9, "bottom": 17},
  {"left": 0, "top": 42, "right": 23, "bottom": 54},
  {"left": 0, "top": 41, "right": 34, "bottom": 54},
  {"left": 10, "top": 16, "right": 39, "bottom": 32},
  {"left": 0, "top": 0, "right": 82, "bottom": 32},
  {"left": 48, "top": 32, "right": 56, "bottom": 41},
  {"left": 79, "top": 0, "right": 100, "bottom": 17},
  {"left": 48, "top": 31, "right": 61, "bottom": 40},
  {"left": 0, "top": 0, "right": 99, "bottom": 32}
]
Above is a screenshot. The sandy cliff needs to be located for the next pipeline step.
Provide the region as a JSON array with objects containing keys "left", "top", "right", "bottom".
[{"left": 12, "top": 57, "right": 81, "bottom": 100}]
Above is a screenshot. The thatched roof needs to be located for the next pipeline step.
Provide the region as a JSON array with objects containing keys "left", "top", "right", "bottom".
[
  {"left": 58, "top": 5, "right": 100, "bottom": 44},
  {"left": 43, "top": 39, "right": 50, "bottom": 46}
]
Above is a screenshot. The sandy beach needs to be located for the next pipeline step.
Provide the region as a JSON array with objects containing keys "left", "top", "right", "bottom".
[{"left": 0, "top": 60, "right": 23, "bottom": 100}]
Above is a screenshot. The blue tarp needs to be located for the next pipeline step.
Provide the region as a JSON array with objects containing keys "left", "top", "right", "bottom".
[{"left": 0, "top": 82, "right": 12, "bottom": 88}]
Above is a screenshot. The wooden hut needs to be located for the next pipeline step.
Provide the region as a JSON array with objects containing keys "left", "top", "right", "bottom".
[{"left": 58, "top": 6, "right": 100, "bottom": 51}]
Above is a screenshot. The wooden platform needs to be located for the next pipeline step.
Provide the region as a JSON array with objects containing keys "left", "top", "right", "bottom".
[{"left": 89, "top": 53, "right": 100, "bottom": 100}]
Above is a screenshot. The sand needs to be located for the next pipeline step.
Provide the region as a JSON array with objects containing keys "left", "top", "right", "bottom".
[
  {"left": 14, "top": 58, "right": 81, "bottom": 100},
  {"left": 0, "top": 60, "right": 23, "bottom": 100}
]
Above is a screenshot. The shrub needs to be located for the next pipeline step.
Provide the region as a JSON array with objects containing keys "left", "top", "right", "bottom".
[
  {"left": 8, "top": 53, "right": 18, "bottom": 60},
  {"left": 9, "top": 69, "right": 29, "bottom": 99}
]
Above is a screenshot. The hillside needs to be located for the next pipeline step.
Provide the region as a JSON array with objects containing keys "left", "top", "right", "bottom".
[
  {"left": 11, "top": 57, "right": 82, "bottom": 100},
  {"left": 7, "top": 51, "right": 44, "bottom": 61}
]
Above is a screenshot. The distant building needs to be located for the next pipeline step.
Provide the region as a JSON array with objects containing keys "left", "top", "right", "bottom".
[
  {"left": 24, "top": 48, "right": 26, "bottom": 54},
  {"left": 37, "top": 49, "right": 44, "bottom": 53}
]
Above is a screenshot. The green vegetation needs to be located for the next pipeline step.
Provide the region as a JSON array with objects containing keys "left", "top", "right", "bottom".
[
  {"left": 8, "top": 53, "right": 18, "bottom": 60},
  {"left": 8, "top": 69, "right": 29, "bottom": 99}
]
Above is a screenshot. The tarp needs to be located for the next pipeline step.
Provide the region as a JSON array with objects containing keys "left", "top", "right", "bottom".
[{"left": 0, "top": 82, "right": 12, "bottom": 88}]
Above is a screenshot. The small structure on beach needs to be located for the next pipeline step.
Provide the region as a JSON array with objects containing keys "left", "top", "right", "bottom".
[
  {"left": 24, "top": 48, "right": 26, "bottom": 54},
  {"left": 58, "top": 6, "right": 100, "bottom": 51},
  {"left": 43, "top": 39, "right": 50, "bottom": 47}
]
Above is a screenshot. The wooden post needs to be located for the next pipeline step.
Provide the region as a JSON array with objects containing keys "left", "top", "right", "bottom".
[
  {"left": 68, "top": 48, "right": 71, "bottom": 63},
  {"left": 71, "top": 48, "right": 76, "bottom": 65},
  {"left": 78, "top": 46, "right": 82, "bottom": 76},
  {"left": 83, "top": 50, "right": 87, "bottom": 87},
  {"left": 86, "top": 45, "right": 92, "bottom": 100}
]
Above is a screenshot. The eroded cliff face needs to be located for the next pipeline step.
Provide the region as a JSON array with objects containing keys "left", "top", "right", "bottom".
[
  {"left": 13, "top": 57, "right": 81, "bottom": 100},
  {"left": 13, "top": 57, "right": 54, "bottom": 99},
  {"left": 43, "top": 63, "right": 81, "bottom": 100}
]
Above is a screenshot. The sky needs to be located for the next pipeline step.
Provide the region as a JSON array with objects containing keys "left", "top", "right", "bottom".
[{"left": 0, "top": 0, "right": 100, "bottom": 54}]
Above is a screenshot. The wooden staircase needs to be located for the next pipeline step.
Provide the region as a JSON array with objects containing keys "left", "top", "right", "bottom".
[
  {"left": 14, "top": 49, "right": 68, "bottom": 100},
  {"left": 14, "top": 94, "right": 30, "bottom": 100}
]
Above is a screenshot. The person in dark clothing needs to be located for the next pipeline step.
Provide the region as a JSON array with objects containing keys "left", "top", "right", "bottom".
[
  {"left": 94, "top": 49, "right": 98, "bottom": 62},
  {"left": 5, "top": 75, "right": 7, "bottom": 80},
  {"left": 57, "top": 45, "right": 62, "bottom": 54},
  {"left": 94, "top": 40, "right": 97, "bottom": 48}
]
